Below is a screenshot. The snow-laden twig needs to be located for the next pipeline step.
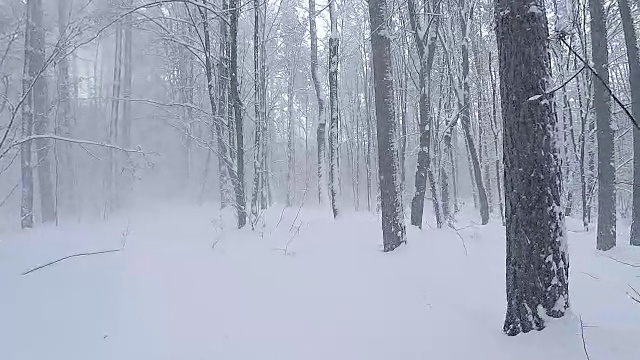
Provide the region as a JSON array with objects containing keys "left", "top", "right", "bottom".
[{"left": 1, "top": 134, "right": 154, "bottom": 160}]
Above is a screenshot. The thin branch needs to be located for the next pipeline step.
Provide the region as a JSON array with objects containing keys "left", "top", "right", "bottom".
[
  {"left": 0, "top": 134, "right": 154, "bottom": 160},
  {"left": 22, "top": 249, "right": 121, "bottom": 276},
  {"left": 559, "top": 36, "right": 640, "bottom": 130},
  {"left": 597, "top": 251, "right": 640, "bottom": 267},
  {"left": 580, "top": 316, "right": 591, "bottom": 360}
]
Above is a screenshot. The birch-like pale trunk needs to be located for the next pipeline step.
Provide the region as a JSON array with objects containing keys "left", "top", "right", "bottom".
[
  {"left": 328, "top": 1, "right": 339, "bottom": 218},
  {"left": 308, "top": 0, "right": 328, "bottom": 206}
]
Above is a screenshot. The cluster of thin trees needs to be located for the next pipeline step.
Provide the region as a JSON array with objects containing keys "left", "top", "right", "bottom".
[{"left": 0, "top": 0, "right": 639, "bottom": 336}]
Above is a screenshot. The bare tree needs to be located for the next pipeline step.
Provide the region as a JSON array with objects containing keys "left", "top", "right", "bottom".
[{"left": 368, "top": 0, "right": 406, "bottom": 251}]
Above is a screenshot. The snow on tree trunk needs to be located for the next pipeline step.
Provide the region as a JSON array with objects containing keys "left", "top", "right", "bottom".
[
  {"left": 368, "top": 0, "right": 406, "bottom": 252},
  {"left": 308, "top": 0, "right": 328, "bottom": 206},
  {"left": 589, "top": 0, "right": 616, "bottom": 251},
  {"left": 216, "top": 0, "right": 230, "bottom": 209},
  {"left": 488, "top": 52, "right": 505, "bottom": 225},
  {"left": 230, "top": 0, "right": 247, "bottom": 228},
  {"left": 496, "top": 0, "right": 569, "bottom": 336},
  {"left": 459, "top": 0, "right": 488, "bottom": 225},
  {"left": 328, "top": 2, "right": 339, "bottom": 218},
  {"left": 407, "top": 0, "right": 442, "bottom": 229},
  {"left": 286, "top": 62, "right": 296, "bottom": 207},
  {"left": 21, "top": 4, "right": 35, "bottom": 229},
  {"left": 618, "top": 0, "right": 640, "bottom": 246},
  {"left": 250, "top": 0, "right": 264, "bottom": 223}
]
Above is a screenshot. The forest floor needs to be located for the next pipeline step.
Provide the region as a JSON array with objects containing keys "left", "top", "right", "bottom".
[{"left": 1, "top": 202, "right": 639, "bottom": 359}]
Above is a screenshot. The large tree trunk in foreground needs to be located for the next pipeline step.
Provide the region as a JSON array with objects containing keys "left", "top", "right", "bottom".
[
  {"left": 619, "top": 0, "right": 640, "bottom": 246},
  {"left": 496, "top": 0, "right": 569, "bottom": 336},
  {"left": 589, "top": 0, "right": 616, "bottom": 251},
  {"left": 368, "top": 0, "right": 406, "bottom": 252}
]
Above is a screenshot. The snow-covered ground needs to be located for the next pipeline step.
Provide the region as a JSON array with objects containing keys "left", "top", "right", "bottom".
[{"left": 1, "top": 202, "right": 639, "bottom": 359}]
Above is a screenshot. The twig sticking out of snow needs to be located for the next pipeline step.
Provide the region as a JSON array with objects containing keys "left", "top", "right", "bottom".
[
  {"left": 448, "top": 223, "right": 469, "bottom": 257},
  {"left": 628, "top": 284, "right": 640, "bottom": 305},
  {"left": 21, "top": 249, "right": 122, "bottom": 276},
  {"left": 579, "top": 316, "right": 591, "bottom": 360},
  {"left": 274, "top": 222, "right": 304, "bottom": 256}
]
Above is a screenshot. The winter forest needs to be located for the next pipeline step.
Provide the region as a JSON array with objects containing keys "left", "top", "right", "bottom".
[{"left": 0, "top": 0, "right": 639, "bottom": 358}]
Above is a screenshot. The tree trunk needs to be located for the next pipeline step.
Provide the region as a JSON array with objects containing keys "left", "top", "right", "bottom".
[
  {"left": 55, "top": 0, "right": 75, "bottom": 218},
  {"left": 619, "top": 0, "right": 640, "bottom": 246},
  {"left": 328, "top": 2, "right": 339, "bottom": 218},
  {"left": 407, "top": 0, "right": 442, "bottom": 229},
  {"left": 27, "top": 0, "right": 56, "bottom": 223},
  {"left": 589, "top": 0, "right": 616, "bottom": 251},
  {"left": 21, "top": 4, "right": 34, "bottom": 228},
  {"left": 368, "top": 0, "right": 407, "bottom": 251},
  {"left": 497, "top": 0, "right": 569, "bottom": 335},
  {"left": 488, "top": 51, "right": 505, "bottom": 225},
  {"left": 230, "top": 0, "right": 247, "bottom": 228},
  {"left": 308, "top": 0, "right": 327, "bottom": 205},
  {"left": 460, "top": 1, "right": 488, "bottom": 225},
  {"left": 286, "top": 62, "right": 296, "bottom": 207},
  {"left": 250, "top": 0, "right": 263, "bottom": 222},
  {"left": 217, "top": 0, "right": 230, "bottom": 208}
]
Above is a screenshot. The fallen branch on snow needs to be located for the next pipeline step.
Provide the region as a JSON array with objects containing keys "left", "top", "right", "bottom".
[
  {"left": 22, "top": 224, "right": 130, "bottom": 276},
  {"left": 21, "top": 249, "right": 122, "bottom": 276},
  {"left": 596, "top": 251, "right": 640, "bottom": 268}
]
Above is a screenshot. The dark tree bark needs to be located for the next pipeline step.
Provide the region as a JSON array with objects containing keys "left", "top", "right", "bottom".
[
  {"left": 368, "top": 0, "right": 407, "bottom": 251},
  {"left": 229, "top": 0, "right": 247, "bottom": 227},
  {"left": 589, "top": 0, "right": 616, "bottom": 251},
  {"left": 619, "top": 0, "right": 640, "bottom": 246},
  {"left": 496, "top": 0, "right": 569, "bottom": 336}
]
